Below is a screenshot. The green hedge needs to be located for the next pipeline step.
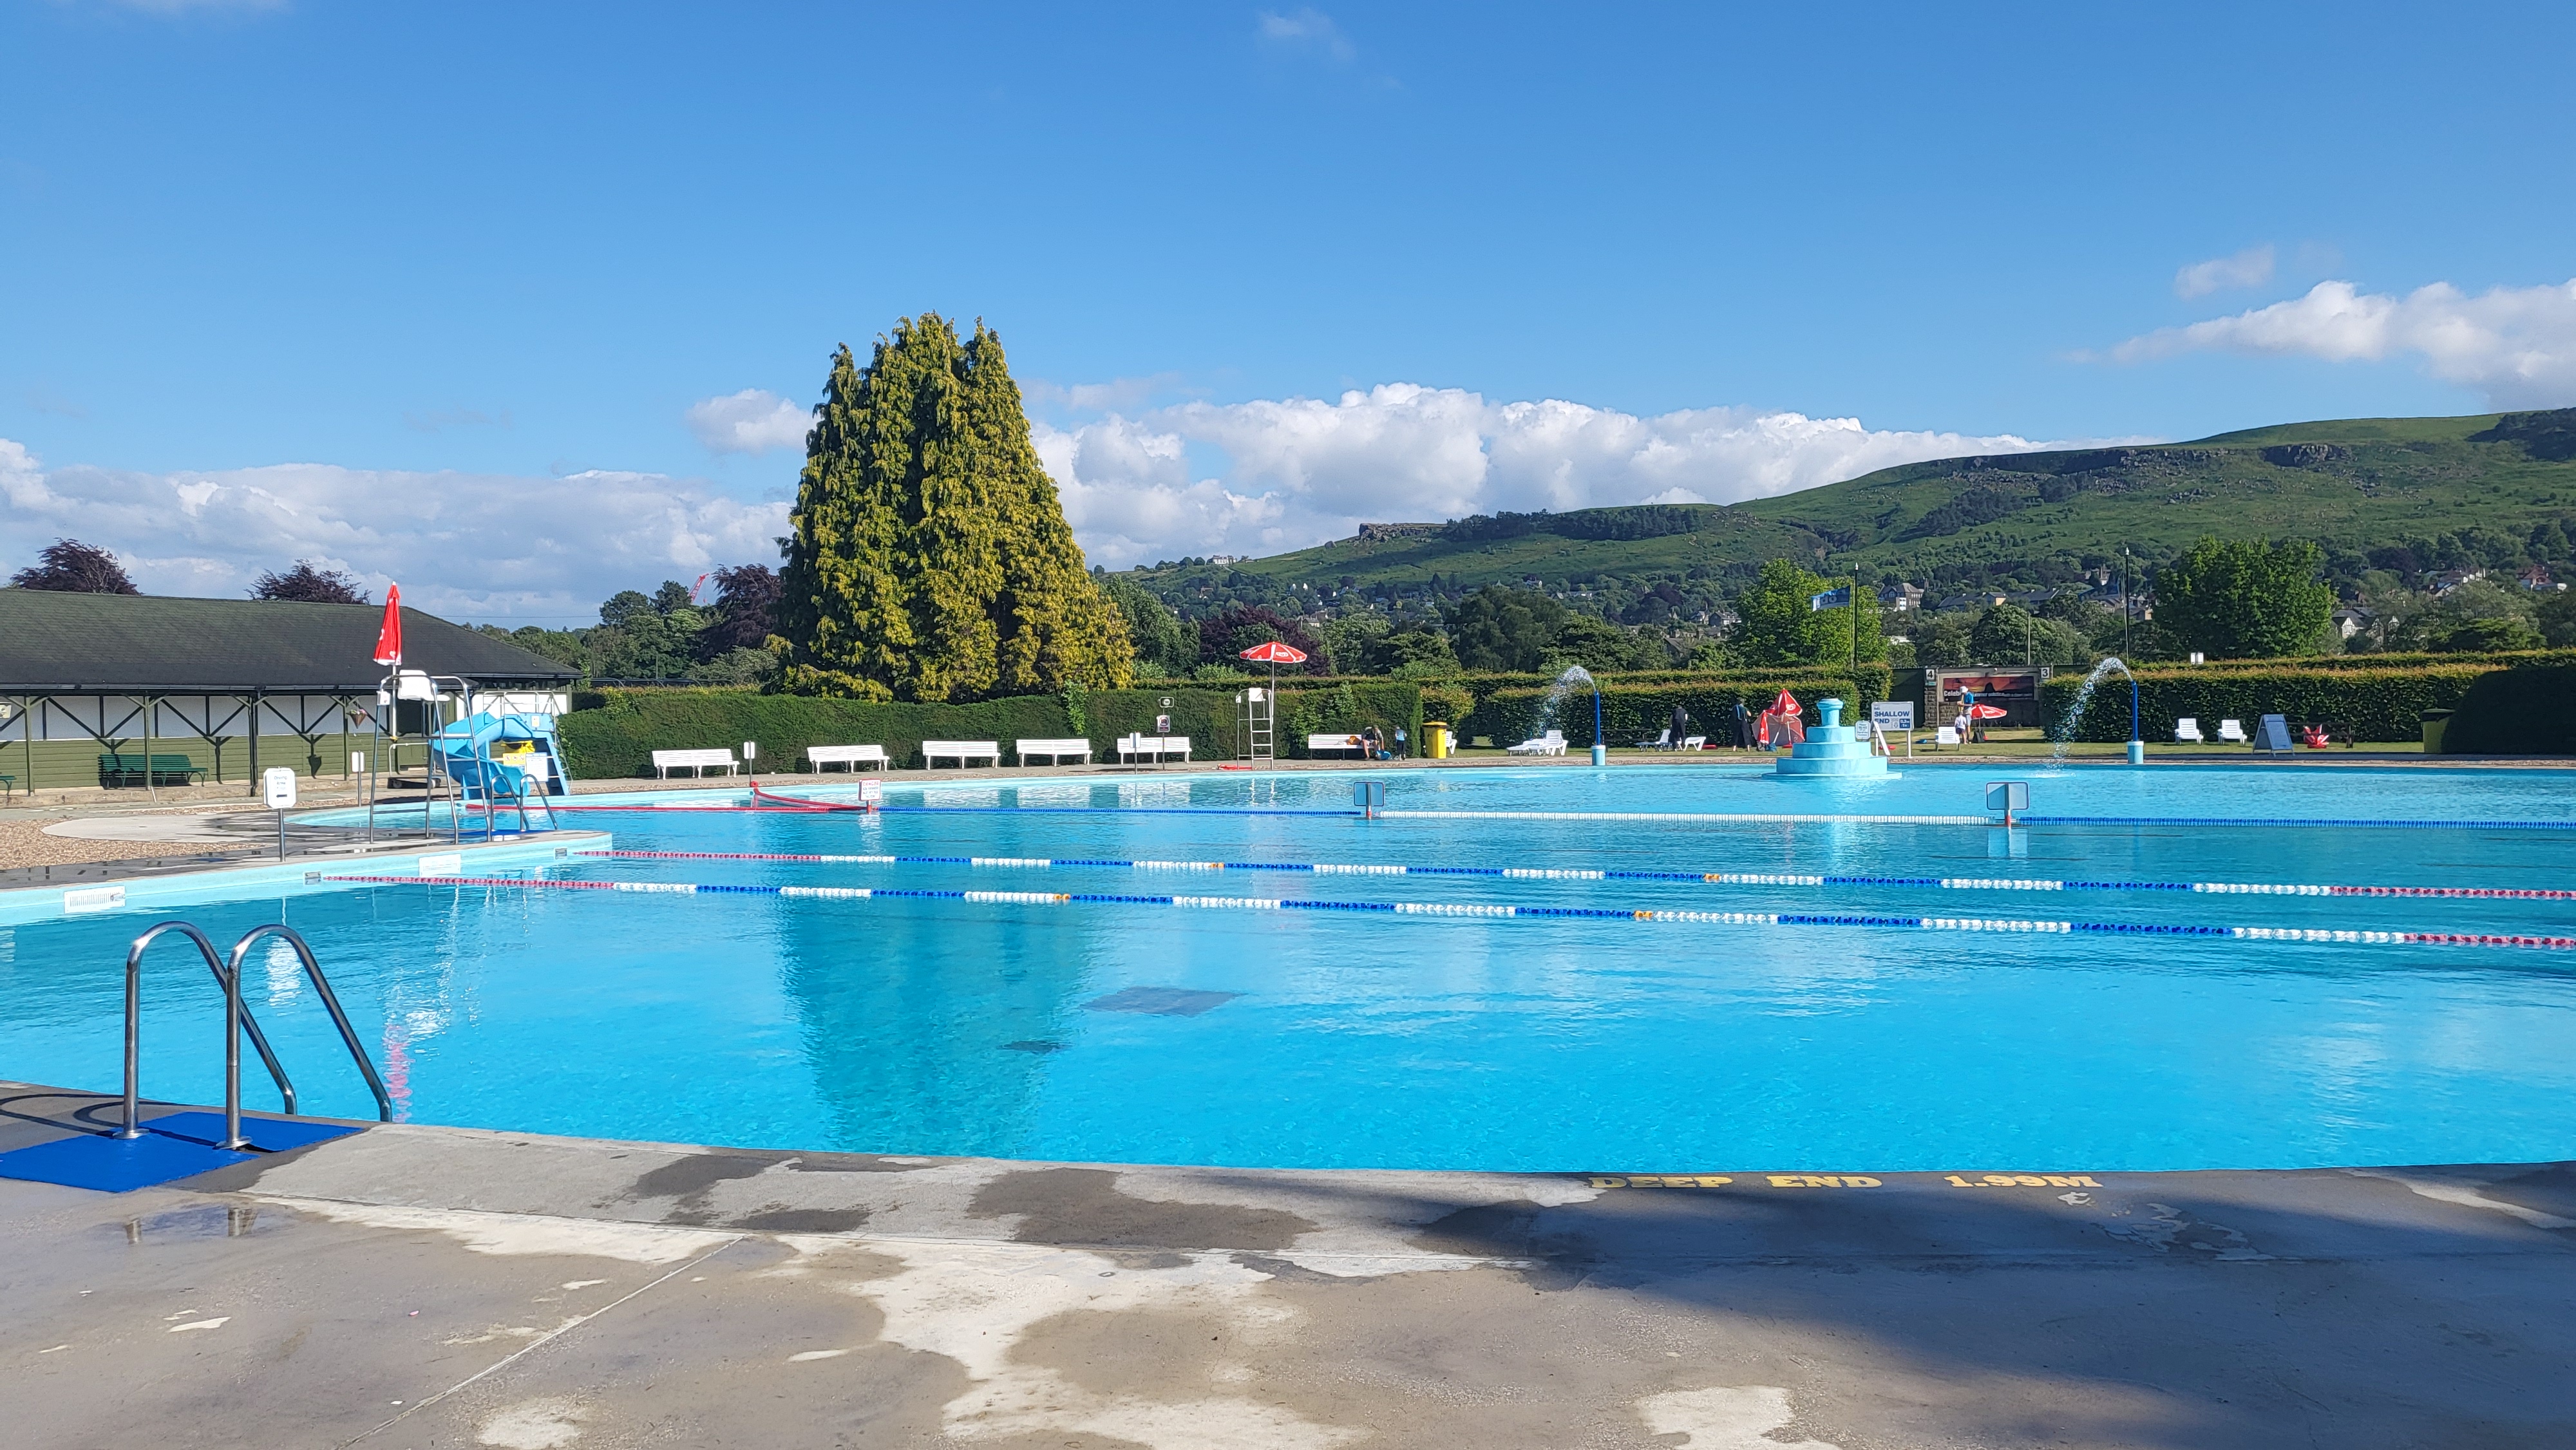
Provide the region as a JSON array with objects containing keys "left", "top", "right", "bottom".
[
  {"left": 2441, "top": 661, "right": 2576, "bottom": 754},
  {"left": 556, "top": 683, "right": 1425, "bottom": 775},
  {"left": 2038, "top": 665, "right": 2494, "bottom": 744},
  {"left": 559, "top": 689, "right": 1074, "bottom": 777},
  {"left": 1464, "top": 670, "right": 1889, "bottom": 748},
  {"left": 2150, "top": 649, "right": 2571, "bottom": 673}
]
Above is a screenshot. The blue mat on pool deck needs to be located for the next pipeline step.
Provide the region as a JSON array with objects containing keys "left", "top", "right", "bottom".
[{"left": 0, "top": 1113, "right": 364, "bottom": 1192}]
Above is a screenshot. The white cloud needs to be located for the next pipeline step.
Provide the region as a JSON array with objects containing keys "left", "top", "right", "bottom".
[
  {"left": 2110, "top": 277, "right": 2576, "bottom": 408},
  {"left": 2174, "top": 244, "right": 2275, "bottom": 299},
  {"left": 0, "top": 438, "right": 786, "bottom": 623},
  {"left": 1256, "top": 7, "right": 1355, "bottom": 62},
  {"left": 1037, "top": 383, "right": 2070, "bottom": 568},
  {"left": 685, "top": 388, "right": 811, "bottom": 454}
]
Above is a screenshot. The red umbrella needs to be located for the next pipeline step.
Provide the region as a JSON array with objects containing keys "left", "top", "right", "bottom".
[{"left": 1238, "top": 639, "right": 1309, "bottom": 709}]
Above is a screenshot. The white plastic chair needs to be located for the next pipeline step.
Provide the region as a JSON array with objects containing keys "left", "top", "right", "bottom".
[
  {"left": 1935, "top": 726, "right": 1960, "bottom": 748},
  {"left": 2217, "top": 719, "right": 2247, "bottom": 743},
  {"left": 2174, "top": 718, "right": 2204, "bottom": 744}
]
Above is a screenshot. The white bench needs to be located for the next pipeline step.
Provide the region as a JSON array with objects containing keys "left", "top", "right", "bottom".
[
  {"left": 1117, "top": 733, "right": 1191, "bottom": 764},
  {"left": 806, "top": 744, "right": 888, "bottom": 773},
  {"left": 1307, "top": 733, "right": 1368, "bottom": 757},
  {"left": 1016, "top": 737, "right": 1092, "bottom": 765},
  {"left": 922, "top": 740, "right": 1001, "bottom": 769},
  {"left": 650, "top": 748, "right": 739, "bottom": 778}
]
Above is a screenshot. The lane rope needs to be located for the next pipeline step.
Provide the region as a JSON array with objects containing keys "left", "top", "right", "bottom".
[
  {"left": 1381, "top": 809, "right": 2576, "bottom": 831},
  {"left": 319, "top": 874, "right": 2576, "bottom": 951},
  {"left": 572, "top": 849, "right": 2576, "bottom": 901}
]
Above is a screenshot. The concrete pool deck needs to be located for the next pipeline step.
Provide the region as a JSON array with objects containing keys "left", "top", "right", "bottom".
[{"left": 3, "top": 1084, "right": 2571, "bottom": 1448}]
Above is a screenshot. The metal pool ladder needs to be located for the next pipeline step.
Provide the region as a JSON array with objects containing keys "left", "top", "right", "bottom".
[{"left": 120, "top": 921, "right": 395, "bottom": 1152}]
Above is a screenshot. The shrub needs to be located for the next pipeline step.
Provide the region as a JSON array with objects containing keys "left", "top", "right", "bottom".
[
  {"left": 2441, "top": 661, "right": 2576, "bottom": 754},
  {"left": 2038, "top": 664, "right": 2496, "bottom": 744}
]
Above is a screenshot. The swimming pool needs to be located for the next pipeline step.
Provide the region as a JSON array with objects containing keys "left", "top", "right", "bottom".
[{"left": 6, "top": 762, "right": 2573, "bottom": 1173}]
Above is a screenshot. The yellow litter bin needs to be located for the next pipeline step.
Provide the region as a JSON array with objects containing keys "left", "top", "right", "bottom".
[{"left": 1423, "top": 722, "right": 1452, "bottom": 759}]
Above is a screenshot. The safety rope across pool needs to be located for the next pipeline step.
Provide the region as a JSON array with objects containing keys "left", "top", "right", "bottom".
[
  {"left": 571, "top": 849, "right": 2576, "bottom": 901},
  {"left": 1377, "top": 809, "right": 2576, "bottom": 831},
  {"left": 319, "top": 874, "right": 2576, "bottom": 951}
]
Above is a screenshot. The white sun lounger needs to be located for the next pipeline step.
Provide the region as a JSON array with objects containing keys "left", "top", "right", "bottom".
[
  {"left": 1681, "top": 735, "right": 1707, "bottom": 750},
  {"left": 2174, "top": 717, "right": 2204, "bottom": 744},
  {"left": 1505, "top": 730, "right": 1568, "bottom": 756},
  {"left": 2217, "top": 719, "right": 2247, "bottom": 744}
]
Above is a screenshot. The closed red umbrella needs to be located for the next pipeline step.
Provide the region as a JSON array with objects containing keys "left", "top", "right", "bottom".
[{"left": 1759, "top": 690, "right": 1805, "bottom": 749}]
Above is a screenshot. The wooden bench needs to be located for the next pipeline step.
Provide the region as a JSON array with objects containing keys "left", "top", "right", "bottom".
[
  {"left": 922, "top": 740, "right": 1001, "bottom": 769},
  {"left": 806, "top": 744, "right": 889, "bottom": 773},
  {"left": 1306, "top": 733, "right": 1368, "bottom": 757},
  {"left": 99, "top": 753, "right": 207, "bottom": 787},
  {"left": 1015, "top": 737, "right": 1092, "bottom": 765},
  {"left": 1116, "top": 733, "right": 1191, "bottom": 764},
  {"left": 650, "top": 748, "right": 739, "bottom": 778}
]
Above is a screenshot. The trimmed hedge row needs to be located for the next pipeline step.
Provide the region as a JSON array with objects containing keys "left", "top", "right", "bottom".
[
  {"left": 1463, "top": 670, "right": 1891, "bottom": 748},
  {"left": 2441, "top": 661, "right": 2576, "bottom": 754},
  {"left": 2144, "top": 649, "right": 2573, "bottom": 674},
  {"left": 556, "top": 683, "right": 1425, "bottom": 776},
  {"left": 2038, "top": 666, "right": 2494, "bottom": 744}
]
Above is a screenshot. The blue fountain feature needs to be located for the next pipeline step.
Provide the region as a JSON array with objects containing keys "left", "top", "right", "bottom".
[{"left": 1774, "top": 698, "right": 1892, "bottom": 778}]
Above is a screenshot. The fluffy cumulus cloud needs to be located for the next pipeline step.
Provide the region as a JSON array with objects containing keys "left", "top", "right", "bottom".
[
  {"left": 0, "top": 438, "right": 786, "bottom": 623},
  {"left": 685, "top": 389, "right": 811, "bottom": 454},
  {"left": 2174, "top": 244, "right": 2275, "bottom": 299},
  {"left": 2112, "top": 277, "right": 2576, "bottom": 409},
  {"left": 1036, "top": 383, "right": 2063, "bottom": 568}
]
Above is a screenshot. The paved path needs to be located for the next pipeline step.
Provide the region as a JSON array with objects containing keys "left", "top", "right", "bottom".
[{"left": 3, "top": 1084, "right": 2571, "bottom": 1447}]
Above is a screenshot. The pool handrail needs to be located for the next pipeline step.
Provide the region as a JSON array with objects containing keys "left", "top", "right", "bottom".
[
  {"left": 120, "top": 920, "right": 298, "bottom": 1141},
  {"left": 220, "top": 924, "right": 395, "bottom": 1149}
]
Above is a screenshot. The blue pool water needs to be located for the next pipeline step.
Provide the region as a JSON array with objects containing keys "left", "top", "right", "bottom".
[{"left": 5, "top": 762, "right": 2573, "bottom": 1173}]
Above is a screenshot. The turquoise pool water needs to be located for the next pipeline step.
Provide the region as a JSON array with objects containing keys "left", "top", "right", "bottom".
[{"left": 5, "top": 763, "right": 2573, "bottom": 1172}]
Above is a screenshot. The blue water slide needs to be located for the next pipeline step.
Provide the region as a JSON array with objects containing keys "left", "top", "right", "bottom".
[{"left": 430, "top": 710, "right": 571, "bottom": 803}]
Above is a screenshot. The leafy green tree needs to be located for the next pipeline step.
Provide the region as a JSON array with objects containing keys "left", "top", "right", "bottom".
[
  {"left": 2154, "top": 538, "right": 2336, "bottom": 659},
  {"left": 652, "top": 579, "right": 695, "bottom": 614},
  {"left": 1446, "top": 586, "right": 1566, "bottom": 672},
  {"left": 2538, "top": 588, "right": 2576, "bottom": 647},
  {"left": 1727, "top": 559, "right": 1880, "bottom": 667},
  {"left": 1546, "top": 613, "right": 1663, "bottom": 672},
  {"left": 2434, "top": 616, "right": 2543, "bottom": 652},
  {"left": 1908, "top": 612, "right": 1973, "bottom": 668},
  {"left": 775, "top": 315, "right": 1135, "bottom": 701},
  {"left": 1101, "top": 574, "right": 1193, "bottom": 675},
  {"left": 1373, "top": 628, "right": 1459, "bottom": 674}
]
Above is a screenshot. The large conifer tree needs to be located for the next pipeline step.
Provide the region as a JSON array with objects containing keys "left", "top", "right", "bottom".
[{"left": 775, "top": 314, "right": 1135, "bottom": 701}]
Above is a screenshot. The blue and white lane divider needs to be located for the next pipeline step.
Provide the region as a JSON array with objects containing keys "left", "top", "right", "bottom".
[
  {"left": 574, "top": 850, "right": 2576, "bottom": 901},
  {"left": 321, "top": 874, "right": 2576, "bottom": 951},
  {"left": 1378, "top": 809, "right": 2576, "bottom": 831}
]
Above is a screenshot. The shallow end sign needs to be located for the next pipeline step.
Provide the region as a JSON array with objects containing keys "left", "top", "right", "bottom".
[
  {"left": 1870, "top": 701, "right": 1915, "bottom": 733},
  {"left": 262, "top": 767, "right": 299, "bottom": 809}
]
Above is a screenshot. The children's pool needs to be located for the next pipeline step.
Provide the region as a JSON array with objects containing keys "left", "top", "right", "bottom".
[{"left": 5, "top": 762, "right": 2573, "bottom": 1172}]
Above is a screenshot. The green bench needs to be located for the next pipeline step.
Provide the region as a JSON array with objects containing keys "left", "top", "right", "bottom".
[{"left": 99, "top": 753, "right": 209, "bottom": 787}]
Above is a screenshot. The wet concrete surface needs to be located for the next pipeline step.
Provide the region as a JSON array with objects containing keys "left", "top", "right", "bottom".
[{"left": 3, "top": 1083, "right": 2573, "bottom": 1448}]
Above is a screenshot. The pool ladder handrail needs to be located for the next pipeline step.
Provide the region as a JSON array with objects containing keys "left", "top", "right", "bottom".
[{"left": 122, "top": 920, "right": 395, "bottom": 1152}]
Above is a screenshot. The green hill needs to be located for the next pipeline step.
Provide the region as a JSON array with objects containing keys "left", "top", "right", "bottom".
[{"left": 1128, "top": 409, "right": 2576, "bottom": 615}]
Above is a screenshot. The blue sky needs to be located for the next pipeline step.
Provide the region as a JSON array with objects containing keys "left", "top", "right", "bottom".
[{"left": 5, "top": 2, "right": 2573, "bottom": 617}]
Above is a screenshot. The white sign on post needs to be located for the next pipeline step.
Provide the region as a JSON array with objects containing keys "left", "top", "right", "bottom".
[
  {"left": 264, "top": 767, "right": 298, "bottom": 860},
  {"left": 1870, "top": 701, "right": 1915, "bottom": 733}
]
